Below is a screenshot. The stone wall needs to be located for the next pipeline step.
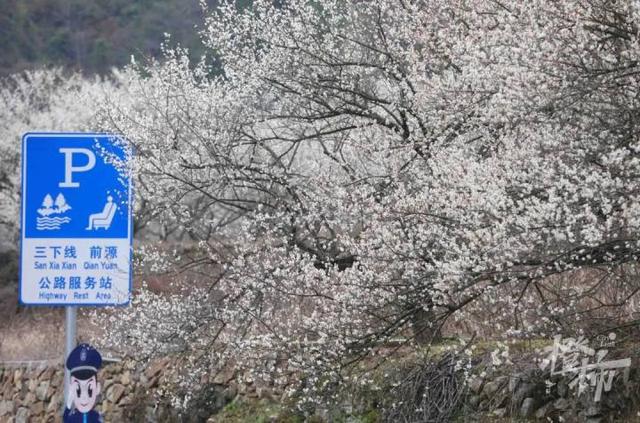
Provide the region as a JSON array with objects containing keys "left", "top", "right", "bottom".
[
  {"left": 4, "top": 352, "right": 636, "bottom": 422},
  {"left": 466, "top": 367, "right": 638, "bottom": 422},
  {"left": 0, "top": 358, "right": 172, "bottom": 423}
]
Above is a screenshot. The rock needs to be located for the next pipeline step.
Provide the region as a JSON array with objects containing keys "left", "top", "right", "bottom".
[
  {"left": 553, "top": 397, "right": 570, "bottom": 410},
  {"left": 119, "top": 394, "right": 132, "bottom": 406},
  {"left": 468, "top": 376, "right": 484, "bottom": 394},
  {"left": 561, "top": 410, "right": 575, "bottom": 422},
  {"left": 39, "top": 367, "right": 55, "bottom": 382},
  {"left": 535, "top": 402, "right": 552, "bottom": 418},
  {"left": 520, "top": 397, "right": 535, "bottom": 418},
  {"left": 36, "top": 381, "right": 50, "bottom": 401},
  {"left": 51, "top": 371, "right": 63, "bottom": 389},
  {"left": 144, "top": 376, "right": 158, "bottom": 389},
  {"left": 0, "top": 400, "right": 15, "bottom": 416},
  {"left": 509, "top": 373, "right": 524, "bottom": 394},
  {"left": 34, "top": 366, "right": 47, "bottom": 380},
  {"left": 557, "top": 379, "right": 568, "bottom": 398},
  {"left": 108, "top": 383, "right": 126, "bottom": 404},
  {"left": 258, "top": 386, "right": 271, "bottom": 399},
  {"left": 225, "top": 383, "right": 238, "bottom": 399},
  {"left": 13, "top": 369, "right": 23, "bottom": 384},
  {"left": 213, "top": 368, "right": 236, "bottom": 385},
  {"left": 512, "top": 382, "right": 534, "bottom": 407},
  {"left": 495, "top": 375, "right": 508, "bottom": 385},
  {"left": 23, "top": 392, "right": 36, "bottom": 405},
  {"left": 139, "top": 373, "right": 148, "bottom": 385},
  {"left": 492, "top": 408, "right": 507, "bottom": 417},
  {"left": 101, "top": 401, "right": 111, "bottom": 414},
  {"left": 585, "top": 404, "right": 601, "bottom": 417},
  {"left": 31, "top": 401, "right": 44, "bottom": 416},
  {"left": 15, "top": 407, "right": 30, "bottom": 423},
  {"left": 2, "top": 383, "right": 12, "bottom": 401},
  {"left": 483, "top": 377, "right": 507, "bottom": 397},
  {"left": 120, "top": 370, "right": 131, "bottom": 385},
  {"left": 144, "top": 358, "right": 168, "bottom": 379},
  {"left": 469, "top": 395, "right": 481, "bottom": 408},
  {"left": 200, "top": 373, "right": 210, "bottom": 386},
  {"left": 102, "top": 377, "right": 114, "bottom": 392},
  {"left": 47, "top": 393, "right": 61, "bottom": 412},
  {"left": 46, "top": 384, "right": 56, "bottom": 401}
]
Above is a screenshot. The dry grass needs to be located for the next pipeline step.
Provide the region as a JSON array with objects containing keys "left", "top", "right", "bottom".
[{"left": 0, "top": 307, "right": 65, "bottom": 361}]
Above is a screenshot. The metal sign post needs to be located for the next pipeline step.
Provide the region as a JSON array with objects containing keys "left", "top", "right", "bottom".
[
  {"left": 63, "top": 306, "right": 77, "bottom": 408},
  {"left": 19, "top": 132, "right": 133, "bottom": 413}
]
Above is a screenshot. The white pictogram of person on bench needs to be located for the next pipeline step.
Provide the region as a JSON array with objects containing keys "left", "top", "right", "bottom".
[{"left": 86, "top": 195, "right": 117, "bottom": 230}]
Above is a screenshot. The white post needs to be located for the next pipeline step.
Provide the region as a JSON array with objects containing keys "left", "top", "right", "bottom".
[{"left": 63, "top": 306, "right": 77, "bottom": 411}]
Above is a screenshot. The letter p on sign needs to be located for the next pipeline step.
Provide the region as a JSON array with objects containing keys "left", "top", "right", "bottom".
[{"left": 58, "top": 148, "right": 96, "bottom": 188}]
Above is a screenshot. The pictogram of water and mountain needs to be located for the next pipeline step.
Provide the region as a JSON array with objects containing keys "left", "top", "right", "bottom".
[{"left": 36, "top": 193, "right": 72, "bottom": 230}]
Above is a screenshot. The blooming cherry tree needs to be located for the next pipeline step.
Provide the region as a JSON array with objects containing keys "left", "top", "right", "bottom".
[{"left": 94, "top": 0, "right": 640, "bottom": 407}]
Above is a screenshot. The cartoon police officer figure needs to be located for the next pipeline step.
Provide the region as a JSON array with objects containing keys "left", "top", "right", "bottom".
[{"left": 64, "top": 343, "right": 103, "bottom": 423}]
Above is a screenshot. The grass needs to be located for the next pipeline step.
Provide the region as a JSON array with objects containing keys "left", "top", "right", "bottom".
[
  {"left": 212, "top": 399, "right": 382, "bottom": 423},
  {"left": 213, "top": 399, "right": 298, "bottom": 423}
]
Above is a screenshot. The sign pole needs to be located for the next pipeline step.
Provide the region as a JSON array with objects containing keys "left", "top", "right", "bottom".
[{"left": 63, "top": 306, "right": 77, "bottom": 410}]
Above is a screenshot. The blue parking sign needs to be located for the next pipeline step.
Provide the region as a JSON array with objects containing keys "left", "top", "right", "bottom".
[{"left": 20, "top": 133, "right": 133, "bottom": 305}]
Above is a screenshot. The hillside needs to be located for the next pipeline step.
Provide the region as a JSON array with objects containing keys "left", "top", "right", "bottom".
[{"left": 0, "top": 0, "right": 250, "bottom": 76}]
